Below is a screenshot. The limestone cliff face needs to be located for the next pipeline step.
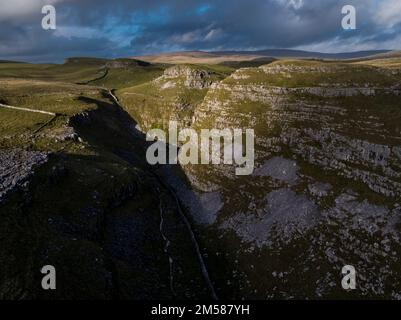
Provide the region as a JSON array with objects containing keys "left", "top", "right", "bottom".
[
  {"left": 176, "top": 61, "right": 401, "bottom": 299},
  {"left": 192, "top": 62, "right": 401, "bottom": 197},
  {"left": 0, "top": 149, "right": 48, "bottom": 202},
  {"left": 105, "top": 59, "right": 151, "bottom": 69},
  {"left": 3, "top": 58, "right": 400, "bottom": 299},
  {"left": 162, "top": 65, "right": 213, "bottom": 89},
  {"left": 119, "top": 65, "right": 228, "bottom": 135}
]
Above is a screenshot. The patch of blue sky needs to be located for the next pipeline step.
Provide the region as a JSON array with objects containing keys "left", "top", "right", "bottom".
[
  {"left": 195, "top": 3, "right": 212, "bottom": 16},
  {"left": 100, "top": 5, "right": 171, "bottom": 48}
]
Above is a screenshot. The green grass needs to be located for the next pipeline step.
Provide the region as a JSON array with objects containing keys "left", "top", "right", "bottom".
[
  {"left": 219, "top": 58, "right": 275, "bottom": 69},
  {"left": 223, "top": 60, "right": 401, "bottom": 87},
  {"left": 0, "top": 108, "right": 51, "bottom": 136},
  {"left": 0, "top": 58, "right": 167, "bottom": 89},
  {"left": 355, "top": 57, "right": 401, "bottom": 69},
  {"left": 0, "top": 79, "right": 106, "bottom": 115},
  {"left": 0, "top": 62, "right": 103, "bottom": 83},
  {"left": 118, "top": 64, "right": 233, "bottom": 132},
  {"left": 1, "top": 57, "right": 401, "bottom": 299},
  {"left": 89, "top": 65, "right": 165, "bottom": 89},
  {"left": 0, "top": 77, "right": 113, "bottom": 151}
]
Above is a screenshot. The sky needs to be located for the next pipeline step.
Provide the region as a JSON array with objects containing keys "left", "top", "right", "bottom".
[{"left": 0, "top": 0, "right": 400, "bottom": 63}]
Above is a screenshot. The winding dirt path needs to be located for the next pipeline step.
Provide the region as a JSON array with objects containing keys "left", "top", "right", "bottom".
[{"left": 0, "top": 103, "right": 56, "bottom": 116}]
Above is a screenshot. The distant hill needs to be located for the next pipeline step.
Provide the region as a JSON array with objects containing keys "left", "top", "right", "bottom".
[
  {"left": 133, "top": 51, "right": 263, "bottom": 65},
  {"left": 64, "top": 57, "right": 111, "bottom": 65},
  {"left": 64, "top": 57, "right": 151, "bottom": 67},
  {"left": 0, "top": 60, "right": 25, "bottom": 64},
  {"left": 214, "top": 49, "right": 391, "bottom": 60},
  {"left": 348, "top": 50, "right": 401, "bottom": 62},
  {"left": 133, "top": 49, "right": 393, "bottom": 65}
]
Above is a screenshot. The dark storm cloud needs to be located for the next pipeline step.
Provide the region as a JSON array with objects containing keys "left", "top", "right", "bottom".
[{"left": 0, "top": 0, "right": 399, "bottom": 62}]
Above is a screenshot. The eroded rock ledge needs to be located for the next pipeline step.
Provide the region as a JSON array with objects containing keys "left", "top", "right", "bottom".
[
  {"left": 0, "top": 149, "right": 48, "bottom": 202},
  {"left": 162, "top": 65, "right": 213, "bottom": 89}
]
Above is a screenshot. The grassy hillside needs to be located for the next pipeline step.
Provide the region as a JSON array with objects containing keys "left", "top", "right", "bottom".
[
  {"left": 222, "top": 60, "right": 401, "bottom": 87},
  {"left": 189, "top": 60, "right": 401, "bottom": 299},
  {"left": 133, "top": 49, "right": 392, "bottom": 65},
  {"left": 0, "top": 58, "right": 166, "bottom": 89},
  {"left": 355, "top": 57, "right": 401, "bottom": 73},
  {"left": 0, "top": 64, "right": 210, "bottom": 299},
  {"left": 119, "top": 64, "right": 234, "bottom": 132},
  {"left": 133, "top": 51, "right": 264, "bottom": 65},
  {"left": 121, "top": 58, "right": 401, "bottom": 299},
  {"left": 0, "top": 62, "right": 102, "bottom": 83},
  {"left": 1, "top": 56, "right": 401, "bottom": 300},
  {"left": 0, "top": 78, "right": 109, "bottom": 151}
]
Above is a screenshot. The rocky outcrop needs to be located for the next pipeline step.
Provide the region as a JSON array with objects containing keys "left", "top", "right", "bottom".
[
  {"left": 163, "top": 65, "right": 213, "bottom": 89},
  {"left": 280, "top": 128, "right": 401, "bottom": 197},
  {"left": 183, "top": 61, "right": 401, "bottom": 299},
  {"left": 46, "top": 125, "right": 82, "bottom": 143},
  {"left": 221, "top": 188, "right": 320, "bottom": 247},
  {"left": 105, "top": 59, "right": 151, "bottom": 69},
  {"left": 0, "top": 149, "right": 48, "bottom": 203},
  {"left": 260, "top": 63, "right": 346, "bottom": 74},
  {"left": 270, "top": 86, "right": 376, "bottom": 97}
]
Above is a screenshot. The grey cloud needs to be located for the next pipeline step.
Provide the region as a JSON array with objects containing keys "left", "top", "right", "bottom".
[{"left": 0, "top": 0, "right": 399, "bottom": 62}]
